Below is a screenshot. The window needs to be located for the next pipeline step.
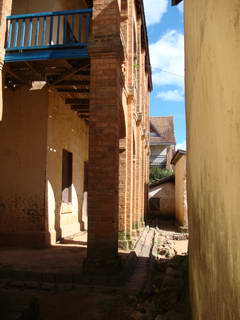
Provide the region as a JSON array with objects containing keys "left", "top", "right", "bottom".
[{"left": 62, "top": 150, "right": 73, "bottom": 203}]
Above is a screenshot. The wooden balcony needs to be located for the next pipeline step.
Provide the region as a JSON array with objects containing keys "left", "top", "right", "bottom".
[
  {"left": 5, "top": 9, "right": 92, "bottom": 62},
  {"left": 3, "top": 9, "right": 92, "bottom": 121}
]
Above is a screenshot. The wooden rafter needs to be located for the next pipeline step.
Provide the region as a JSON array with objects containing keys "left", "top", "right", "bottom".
[
  {"left": 53, "top": 80, "right": 90, "bottom": 86},
  {"left": 66, "top": 98, "right": 89, "bottom": 105},
  {"left": 4, "top": 65, "right": 27, "bottom": 84},
  {"left": 24, "top": 62, "right": 42, "bottom": 78},
  {"left": 57, "top": 88, "right": 89, "bottom": 93},
  {"left": 49, "top": 64, "right": 90, "bottom": 86}
]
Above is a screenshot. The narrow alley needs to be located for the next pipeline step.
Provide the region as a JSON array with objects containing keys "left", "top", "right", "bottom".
[
  {"left": 0, "top": 221, "right": 190, "bottom": 320},
  {"left": 1, "top": 0, "right": 240, "bottom": 319}
]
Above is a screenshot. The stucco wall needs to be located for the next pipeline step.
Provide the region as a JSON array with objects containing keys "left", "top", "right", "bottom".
[
  {"left": 175, "top": 155, "right": 187, "bottom": 226},
  {"left": 185, "top": 0, "right": 240, "bottom": 318},
  {"left": 46, "top": 90, "right": 89, "bottom": 243},
  {"left": 149, "top": 182, "right": 175, "bottom": 217},
  {"left": 0, "top": 85, "right": 48, "bottom": 247}
]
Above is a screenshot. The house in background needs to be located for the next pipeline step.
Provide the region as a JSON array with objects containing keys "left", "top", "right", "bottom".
[
  {"left": 149, "top": 175, "right": 175, "bottom": 218},
  {"left": 149, "top": 149, "right": 188, "bottom": 228},
  {"left": 150, "top": 116, "right": 176, "bottom": 170},
  {"left": 171, "top": 150, "right": 188, "bottom": 230}
]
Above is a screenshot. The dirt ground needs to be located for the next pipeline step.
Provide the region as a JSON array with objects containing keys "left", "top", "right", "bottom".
[{"left": 0, "top": 225, "right": 190, "bottom": 320}]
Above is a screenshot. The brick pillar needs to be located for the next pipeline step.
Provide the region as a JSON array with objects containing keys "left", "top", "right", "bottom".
[
  {"left": 118, "top": 137, "right": 128, "bottom": 250},
  {"left": 124, "top": 98, "right": 134, "bottom": 248},
  {"left": 84, "top": 0, "right": 124, "bottom": 273},
  {"left": 131, "top": 131, "right": 137, "bottom": 237},
  {"left": 0, "top": 0, "right": 12, "bottom": 120}
]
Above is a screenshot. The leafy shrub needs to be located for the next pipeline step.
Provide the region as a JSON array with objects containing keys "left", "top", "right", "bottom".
[{"left": 150, "top": 167, "right": 173, "bottom": 184}]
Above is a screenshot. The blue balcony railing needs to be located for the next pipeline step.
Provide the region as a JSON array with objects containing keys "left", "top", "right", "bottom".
[{"left": 5, "top": 9, "right": 92, "bottom": 62}]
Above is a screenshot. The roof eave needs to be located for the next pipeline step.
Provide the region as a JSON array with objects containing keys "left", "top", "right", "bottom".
[
  {"left": 137, "top": 0, "right": 153, "bottom": 91},
  {"left": 172, "top": 0, "right": 183, "bottom": 6},
  {"left": 171, "top": 149, "right": 187, "bottom": 165}
]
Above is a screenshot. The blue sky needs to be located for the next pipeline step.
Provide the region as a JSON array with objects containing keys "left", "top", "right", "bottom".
[{"left": 143, "top": 0, "right": 186, "bottom": 149}]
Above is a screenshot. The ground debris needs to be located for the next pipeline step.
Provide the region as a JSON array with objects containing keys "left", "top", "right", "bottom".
[{"left": 129, "top": 223, "right": 191, "bottom": 320}]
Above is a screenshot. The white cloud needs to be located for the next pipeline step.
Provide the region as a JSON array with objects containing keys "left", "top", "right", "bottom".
[
  {"left": 149, "top": 30, "right": 184, "bottom": 88},
  {"left": 178, "top": 2, "right": 184, "bottom": 14},
  {"left": 143, "top": 0, "right": 168, "bottom": 26},
  {"left": 176, "top": 140, "right": 187, "bottom": 150},
  {"left": 157, "top": 89, "right": 184, "bottom": 102}
]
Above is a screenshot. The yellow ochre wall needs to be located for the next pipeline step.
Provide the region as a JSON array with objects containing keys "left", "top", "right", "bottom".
[
  {"left": 46, "top": 90, "right": 88, "bottom": 243},
  {"left": 0, "top": 84, "right": 89, "bottom": 247},
  {"left": 149, "top": 182, "right": 175, "bottom": 217},
  {"left": 0, "top": 86, "right": 48, "bottom": 247},
  {"left": 174, "top": 155, "right": 187, "bottom": 227},
  {"left": 185, "top": 0, "right": 240, "bottom": 318}
]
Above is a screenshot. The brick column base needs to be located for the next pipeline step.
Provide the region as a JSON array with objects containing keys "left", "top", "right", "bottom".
[
  {"left": 118, "top": 231, "right": 134, "bottom": 250},
  {"left": 83, "top": 254, "right": 122, "bottom": 275}
]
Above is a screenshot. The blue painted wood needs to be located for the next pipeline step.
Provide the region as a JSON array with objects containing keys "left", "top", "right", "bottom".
[
  {"left": 7, "top": 9, "right": 92, "bottom": 20},
  {"left": 28, "top": 18, "right": 33, "bottom": 47},
  {"left": 71, "top": 15, "right": 75, "bottom": 42},
  {"left": 56, "top": 16, "right": 61, "bottom": 45},
  {"left": 86, "top": 14, "right": 90, "bottom": 41},
  {"left": 5, "top": 9, "right": 92, "bottom": 62},
  {"left": 78, "top": 14, "right": 82, "bottom": 42},
  {"left": 42, "top": 16, "right": 47, "bottom": 45},
  {"left": 8, "top": 20, "right": 13, "bottom": 48},
  {"left": 21, "top": 19, "right": 26, "bottom": 47},
  {"left": 63, "top": 15, "right": 68, "bottom": 43},
  {"left": 5, "top": 48, "right": 89, "bottom": 62},
  {"left": 49, "top": 16, "right": 54, "bottom": 45},
  {"left": 35, "top": 17, "right": 40, "bottom": 46},
  {"left": 14, "top": 19, "right": 19, "bottom": 47}
]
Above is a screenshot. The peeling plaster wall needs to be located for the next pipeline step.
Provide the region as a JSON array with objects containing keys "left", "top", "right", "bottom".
[
  {"left": 46, "top": 91, "right": 89, "bottom": 243},
  {"left": 0, "top": 86, "right": 48, "bottom": 247},
  {"left": 185, "top": 0, "right": 240, "bottom": 318}
]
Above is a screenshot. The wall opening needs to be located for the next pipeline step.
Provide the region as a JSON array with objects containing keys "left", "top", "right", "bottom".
[{"left": 62, "top": 149, "right": 73, "bottom": 203}]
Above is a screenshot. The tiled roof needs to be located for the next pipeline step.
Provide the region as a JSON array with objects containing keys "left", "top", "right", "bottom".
[{"left": 150, "top": 116, "right": 176, "bottom": 145}]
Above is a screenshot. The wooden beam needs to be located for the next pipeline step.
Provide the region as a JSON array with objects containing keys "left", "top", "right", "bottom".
[
  {"left": 49, "top": 64, "right": 90, "bottom": 86},
  {"left": 58, "top": 88, "right": 89, "bottom": 93},
  {"left": 71, "top": 105, "right": 89, "bottom": 112},
  {"left": 3, "top": 65, "right": 26, "bottom": 84},
  {"left": 66, "top": 98, "right": 89, "bottom": 105},
  {"left": 76, "top": 71, "right": 90, "bottom": 76},
  {"left": 71, "top": 104, "right": 89, "bottom": 108},
  {"left": 24, "top": 62, "right": 42, "bottom": 78},
  {"left": 53, "top": 80, "right": 90, "bottom": 86}
]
